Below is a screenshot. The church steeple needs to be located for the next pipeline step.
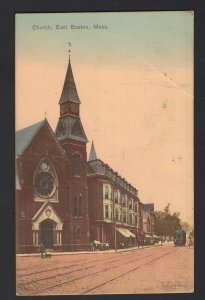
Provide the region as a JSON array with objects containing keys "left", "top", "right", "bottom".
[
  {"left": 59, "top": 56, "right": 81, "bottom": 118},
  {"left": 55, "top": 55, "right": 88, "bottom": 143},
  {"left": 59, "top": 57, "right": 80, "bottom": 105},
  {"left": 89, "top": 141, "right": 97, "bottom": 161}
]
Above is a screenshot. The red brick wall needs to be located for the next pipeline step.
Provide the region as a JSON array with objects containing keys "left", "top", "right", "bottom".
[
  {"left": 87, "top": 176, "right": 104, "bottom": 222},
  {"left": 16, "top": 123, "right": 90, "bottom": 252},
  {"left": 59, "top": 138, "right": 90, "bottom": 250}
]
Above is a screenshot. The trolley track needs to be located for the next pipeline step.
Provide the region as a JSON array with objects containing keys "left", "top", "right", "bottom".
[
  {"left": 17, "top": 246, "right": 149, "bottom": 278},
  {"left": 17, "top": 246, "right": 175, "bottom": 295},
  {"left": 81, "top": 248, "right": 177, "bottom": 294},
  {"left": 17, "top": 255, "right": 123, "bottom": 281}
]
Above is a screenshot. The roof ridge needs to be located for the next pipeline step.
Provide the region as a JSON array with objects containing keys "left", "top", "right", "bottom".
[
  {"left": 16, "top": 119, "right": 46, "bottom": 155},
  {"left": 16, "top": 119, "right": 45, "bottom": 134}
]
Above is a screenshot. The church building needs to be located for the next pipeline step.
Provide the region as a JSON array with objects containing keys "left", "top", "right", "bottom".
[{"left": 16, "top": 55, "right": 155, "bottom": 253}]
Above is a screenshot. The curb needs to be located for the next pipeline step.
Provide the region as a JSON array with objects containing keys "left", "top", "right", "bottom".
[{"left": 16, "top": 244, "right": 163, "bottom": 258}]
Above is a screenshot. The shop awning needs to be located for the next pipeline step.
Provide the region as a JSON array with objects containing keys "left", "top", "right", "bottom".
[
  {"left": 126, "top": 229, "right": 136, "bottom": 238},
  {"left": 153, "top": 234, "right": 159, "bottom": 238},
  {"left": 120, "top": 228, "right": 131, "bottom": 238},
  {"left": 122, "top": 228, "right": 136, "bottom": 238},
  {"left": 116, "top": 227, "right": 136, "bottom": 238},
  {"left": 116, "top": 227, "right": 129, "bottom": 237},
  {"left": 145, "top": 234, "right": 152, "bottom": 238}
]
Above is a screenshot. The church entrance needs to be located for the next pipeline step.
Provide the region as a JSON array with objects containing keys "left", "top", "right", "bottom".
[{"left": 40, "top": 219, "right": 55, "bottom": 248}]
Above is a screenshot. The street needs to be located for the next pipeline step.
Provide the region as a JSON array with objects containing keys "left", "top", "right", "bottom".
[{"left": 16, "top": 243, "right": 194, "bottom": 295}]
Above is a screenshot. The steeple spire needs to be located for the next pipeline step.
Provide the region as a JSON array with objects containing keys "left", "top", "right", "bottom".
[
  {"left": 56, "top": 51, "right": 88, "bottom": 143},
  {"left": 89, "top": 141, "right": 97, "bottom": 161},
  {"left": 59, "top": 55, "right": 80, "bottom": 105}
]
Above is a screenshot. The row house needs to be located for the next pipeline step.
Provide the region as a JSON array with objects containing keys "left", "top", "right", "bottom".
[{"left": 88, "top": 142, "right": 142, "bottom": 248}]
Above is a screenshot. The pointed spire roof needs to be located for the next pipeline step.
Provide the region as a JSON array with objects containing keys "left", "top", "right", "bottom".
[
  {"left": 59, "top": 58, "right": 80, "bottom": 104},
  {"left": 89, "top": 141, "right": 97, "bottom": 161}
]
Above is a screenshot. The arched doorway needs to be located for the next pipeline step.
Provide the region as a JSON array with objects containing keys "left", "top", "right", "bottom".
[{"left": 40, "top": 219, "right": 55, "bottom": 248}]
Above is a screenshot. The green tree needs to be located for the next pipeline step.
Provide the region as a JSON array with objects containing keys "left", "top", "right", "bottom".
[
  {"left": 181, "top": 221, "right": 193, "bottom": 234},
  {"left": 155, "top": 204, "right": 181, "bottom": 237}
]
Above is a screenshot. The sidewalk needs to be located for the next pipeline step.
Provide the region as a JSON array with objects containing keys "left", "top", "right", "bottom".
[{"left": 16, "top": 244, "right": 162, "bottom": 258}]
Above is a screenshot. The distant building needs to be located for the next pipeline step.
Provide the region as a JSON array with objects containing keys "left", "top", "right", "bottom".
[{"left": 142, "top": 203, "right": 155, "bottom": 236}]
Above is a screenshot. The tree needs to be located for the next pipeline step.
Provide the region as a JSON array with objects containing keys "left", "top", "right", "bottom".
[
  {"left": 181, "top": 221, "right": 193, "bottom": 234},
  {"left": 155, "top": 204, "right": 181, "bottom": 237}
]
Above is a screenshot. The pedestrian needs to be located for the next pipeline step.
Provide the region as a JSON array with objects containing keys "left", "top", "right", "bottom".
[
  {"left": 141, "top": 231, "right": 145, "bottom": 248},
  {"left": 188, "top": 233, "right": 193, "bottom": 248},
  {"left": 39, "top": 243, "right": 45, "bottom": 258}
]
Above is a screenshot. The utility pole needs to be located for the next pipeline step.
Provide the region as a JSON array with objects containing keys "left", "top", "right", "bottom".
[{"left": 112, "top": 189, "right": 117, "bottom": 252}]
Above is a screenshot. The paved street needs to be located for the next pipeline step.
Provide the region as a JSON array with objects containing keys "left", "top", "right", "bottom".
[{"left": 16, "top": 243, "right": 194, "bottom": 295}]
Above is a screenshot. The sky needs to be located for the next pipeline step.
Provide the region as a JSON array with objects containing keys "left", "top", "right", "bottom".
[{"left": 15, "top": 12, "right": 193, "bottom": 225}]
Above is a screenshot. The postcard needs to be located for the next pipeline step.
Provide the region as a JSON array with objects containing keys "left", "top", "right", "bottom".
[{"left": 15, "top": 11, "right": 194, "bottom": 295}]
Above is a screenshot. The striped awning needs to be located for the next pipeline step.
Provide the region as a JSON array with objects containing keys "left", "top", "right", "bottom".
[
  {"left": 122, "top": 228, "right": 136, "bottom": 238},
  {"left": 116, "top": 227, "right": 128, "bottom": 237},
  {"left": 116, "top": 227, "right": 136, "bottom": 238}
]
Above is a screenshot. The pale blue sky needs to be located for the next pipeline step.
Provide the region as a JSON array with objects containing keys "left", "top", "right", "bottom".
[{"left": 16, "top": 12, "right": 193, "bottom": 68}]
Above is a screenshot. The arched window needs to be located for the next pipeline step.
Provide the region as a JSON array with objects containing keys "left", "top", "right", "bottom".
[
  {"left": 79, "top": 197, "right": 82, "bottom": 217},
  {"left": 73, "top": 154, "right": 81, "bottom": 176},
  {"left": 74, "top": 197, "right": 78, "bottom": 217},
  {"left": 34, "top": 158, "right": 58, "bottom": 201},
  {"left": 73, "top": 196, "right": 83, "bottom": 217}
]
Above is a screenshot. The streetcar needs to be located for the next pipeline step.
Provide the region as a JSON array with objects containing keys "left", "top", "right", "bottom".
[{"left": 173, "top": 229, "right": 186, "bottom": 246}]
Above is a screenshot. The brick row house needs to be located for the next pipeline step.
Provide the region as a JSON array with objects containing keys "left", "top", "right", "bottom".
[
  {"left": 88, "top": 142, "right": 141, "bottom": 248},
  {"left": 16, "top": 56, "right": 155, "bottom": 253}
]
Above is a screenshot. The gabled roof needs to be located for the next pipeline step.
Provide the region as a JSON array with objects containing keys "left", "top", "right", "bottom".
[
  {"left": 89, "top": 141, "right": 97, "bottom": 161},
  {"left": 16, "top": 119, "right": 65, "bottom": 156},
  {"left": 31, "top": 201, "right": 62, "bottom": 223},
  {"left": 59, "top": 58, "right": 80, "bottom": 104},
  {"left": 16, "top": 120, "right": 46, "bottom": 156}
]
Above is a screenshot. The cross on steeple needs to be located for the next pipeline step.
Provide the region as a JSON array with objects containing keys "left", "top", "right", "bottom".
[{"left": 68, "top": 42, "right": 72, "bottom": 61}]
